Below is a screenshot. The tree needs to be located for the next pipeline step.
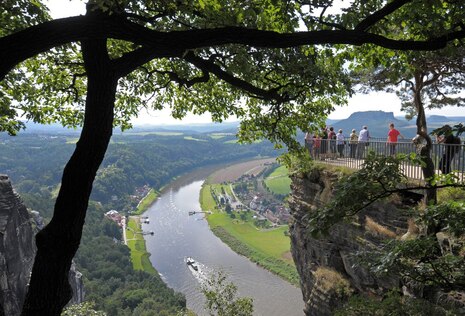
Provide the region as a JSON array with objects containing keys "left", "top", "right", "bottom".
[
  {"left": 354, "top": 48, "right": 465, "bottom": 204},
  {"left": 201, "top": 271, "right": 253, "bottom": 316},
  {"left": 347, "top": 2, "right": 465, "bottom": 204},
  {"left": 61, "top": 301, "right": 106, "bottom": 316},
  {"left": 1, "top": 0, "right": 465, "bottom": 314}
]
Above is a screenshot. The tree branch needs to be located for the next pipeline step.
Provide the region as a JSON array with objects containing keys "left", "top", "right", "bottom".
[
  {"left": 2, "top": 13, "right": 465, "bottom": 81},
  {"left": 155, "top": 69, "right": 210, "bottom": 88},
  {"left": 183, "top": 51, "right": 289, "bottom": 103},
  {"left": 112, "top": 46, "right": 184, "bottom": 78},
  {"left": 355, "top": 0, "right": 412, "bottom": 31}
]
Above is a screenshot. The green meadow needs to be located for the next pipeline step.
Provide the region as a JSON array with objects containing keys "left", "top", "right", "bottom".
[
  {"left": 209, "top": 132, "right": 234, "bottom": 139},
  {"left": 200, "top": 183, "right": 299, "bottom": 285},
  {"left": 134, "top": 188, "right": 158, "bottom": 215},
  {"left": 264, "top": 165, "right": 292, "bottom": 195},
  {"left": 126, "top": 218, "right": 157, "bottom": 274},
  {"left": 184, "top": 136, "right": 207, "bottom": 142}
]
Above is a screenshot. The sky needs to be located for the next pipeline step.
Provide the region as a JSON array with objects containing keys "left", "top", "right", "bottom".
[{"left": 45, "top": 0, "right": 464, "bottom": 125}]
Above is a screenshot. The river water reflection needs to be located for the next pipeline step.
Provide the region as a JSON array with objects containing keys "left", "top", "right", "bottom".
[{"left": 142, "top": 167, "right": 304, "bottom": 316}]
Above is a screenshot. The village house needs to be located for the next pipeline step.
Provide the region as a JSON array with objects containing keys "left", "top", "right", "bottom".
[
  {"left": 134, "top": 185, "right": 150, "bottom": 198},
  {"left": 104, "top": 210, "right": 125, "bottom": 227},
  {"left": 264, "top": 209, "right": 279, "bottom": 224},
  {"left": 276, "top": 206, "right": 291, "bottom": 223}
]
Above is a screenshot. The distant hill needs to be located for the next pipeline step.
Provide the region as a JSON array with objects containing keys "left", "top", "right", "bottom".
[
  {"left": 130, "top": 121, "right": 240, "bottom": 134},
  {"left": 18, "top": 113, "right": 465, "bottom": 140},
  {"left": 327, "top": 111, "right": 410, "bottom": 138},
  {"left": 428, "top": 115, "right": 450, "bottom": 122},
  {"left": 21, "top": 122, "right": 81, "bottom": 134},
  {"left": 327, "top": 111, "right": 465, "bottom": 138},
  {"left": 19, "top": 121, "right": 240, "bottom": 136}
]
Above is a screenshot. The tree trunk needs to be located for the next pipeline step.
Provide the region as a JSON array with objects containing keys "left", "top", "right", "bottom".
[
  {"left": 413, "top": 73, "right": 437, "bottom": 205},
  {"left": 21, "top": 38, "right": 117, "bottom": 315}
]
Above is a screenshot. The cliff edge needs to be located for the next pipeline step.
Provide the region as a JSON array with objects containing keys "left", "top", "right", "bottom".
[
  {"left": 288, "top": 167, "right": 411, "bottom": 315},
  {"left": 0, "top": 175, "right": 83, "bottom": 315}
]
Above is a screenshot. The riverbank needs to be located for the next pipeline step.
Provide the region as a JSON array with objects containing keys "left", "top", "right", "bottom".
[
  {"left": 126, "top": 216, "right": 157, "bottom": 274},
  {"left": 127, "top": 158, "right": 299, "bottom": 284},
  {"left": 200, "top": 160, "right": 300, "bottom": 286},
  {"left": 126, "top": 187, "right": 159, "bottom": 273},
  {"left": 134, "top": 188, "right": 158, "bottom": 215},
  {"left": 142, "top": 168, "right": 304, "bottom": 316}
]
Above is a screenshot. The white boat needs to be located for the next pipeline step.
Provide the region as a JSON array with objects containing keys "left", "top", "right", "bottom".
[{"left": 186, "top": 257, "right": 199, "bottom": 271}]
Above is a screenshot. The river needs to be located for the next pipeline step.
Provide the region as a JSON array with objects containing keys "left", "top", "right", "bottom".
[{"left": 142, "top": 166, "right": 304, "bottom": 316}]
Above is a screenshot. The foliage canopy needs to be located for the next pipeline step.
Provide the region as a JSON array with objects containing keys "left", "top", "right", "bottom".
[{"left": 1, "top": 0, "right": 465, "bottom": 314}]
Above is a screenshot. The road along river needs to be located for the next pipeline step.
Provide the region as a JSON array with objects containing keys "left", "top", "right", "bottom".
[{"left": 142, "top": 165, "right": 304, "bottom": 316}]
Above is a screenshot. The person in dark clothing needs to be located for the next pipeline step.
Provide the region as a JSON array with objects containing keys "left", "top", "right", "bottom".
[
  {"left": 437, "top": 125, "right": 460, "bottom": 174},
  {"left": 320, "top": 127, "right": 328, "bottom": 158},
  {"left": 328, "top": 127, "right": 336, "bottom": 154}
]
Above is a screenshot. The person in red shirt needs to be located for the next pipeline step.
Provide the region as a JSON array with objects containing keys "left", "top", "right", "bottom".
[{"left": 386, "top": 123, "right": 404, "bottom": 156}]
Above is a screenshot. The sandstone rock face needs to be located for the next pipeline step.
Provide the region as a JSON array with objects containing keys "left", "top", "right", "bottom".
[
  {"left": 288, "top": 168, "right": 410, "bottom": 316},
  {"left": 68, "top": 263, "right": 84, "bottom": 305},
  {"left": 0, "top": 175, "right": 35, "bottom": 316},
  {"left": 0, "top": 175, "right": 84, "bottom": 315}
]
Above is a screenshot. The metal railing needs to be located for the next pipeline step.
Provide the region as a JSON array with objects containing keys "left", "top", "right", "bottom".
[{"left": 306, "top": 137, "right": 465, "bottom": 184}]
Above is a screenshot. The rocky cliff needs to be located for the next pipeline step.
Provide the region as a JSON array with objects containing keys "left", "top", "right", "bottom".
[
  {"left": 288, "top": 167, "right": 412, "bottom": 315},
  {"left": 0, "top": 175, "right": 35, "bottom": 316},
  {"left": 0, "top": 175, "right": 84, "bottom": 315}
]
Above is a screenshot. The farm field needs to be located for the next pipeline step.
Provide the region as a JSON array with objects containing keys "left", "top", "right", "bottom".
[
  {"left": 184, "top": 136, "right": 206, "bottom": 142},
  {"left": 207, "top": 157, "right": 276, "bottom": 184},
  {"left": 201, "top": 183, "right": 298, "bottom": 284},
  {"left": 200, "top": 158, "right": 299, "bottom": 285},
  {"left": 208, "top": 132, "right": 234, "bottom": 139},
  {"left": 264, "top": 165, "right": 292, "bottom": 195},
  {"left": 207, "top": 208, "right": 292, "bottom": 263}
]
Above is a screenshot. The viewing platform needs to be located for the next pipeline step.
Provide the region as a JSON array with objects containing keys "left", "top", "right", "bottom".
[{"left": 310, "top": 137, "right": 465, "bottom": 184}]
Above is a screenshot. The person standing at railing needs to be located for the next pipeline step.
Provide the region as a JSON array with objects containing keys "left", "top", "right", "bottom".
[
  {"left": 304, "top": 131, "right": 314, "bottom": 158},
  {"left": 328, "top": 127, "right": 337, "bottom": 155},
  {"left": 437, "top": 125, "right": 461, "bottom": 174},
  {"left": 313, "top": 134, "right": 321, "bottom": 159},
  {"left": 336, "top": 129, "right": 345, "bottom": 157},
  {"left": 349, "top": 129, "right": 358, "bottom": 158},
  {"left": 386, "top": 123, "right": 404, "bottom": 156},
  {"left": 357, "top": 126, "right": 370, "bottom": 158},
  {"left": 321, "top": 127, "right": 328, "bottom": 159}
]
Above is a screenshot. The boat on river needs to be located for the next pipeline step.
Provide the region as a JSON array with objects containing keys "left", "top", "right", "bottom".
[{"left": 186, "top": 257, "right": 199, "bottom": 271}]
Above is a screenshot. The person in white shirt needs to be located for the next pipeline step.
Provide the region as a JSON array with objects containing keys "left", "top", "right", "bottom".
[{"left": 357, "top": 126, "right": 370, "bottom": 158}]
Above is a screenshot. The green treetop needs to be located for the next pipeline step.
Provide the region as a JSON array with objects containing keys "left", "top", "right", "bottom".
[{"left": 1, "top": 1, "right": 464, "bottom": 314}]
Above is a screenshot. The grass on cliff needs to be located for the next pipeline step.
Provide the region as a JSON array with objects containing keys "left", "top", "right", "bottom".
[
  {"left": 200, "top": 184, "right": 299, "bottom": 285},
  {"left": 126, "top": 217, "right": 157, "bottom": 274}
]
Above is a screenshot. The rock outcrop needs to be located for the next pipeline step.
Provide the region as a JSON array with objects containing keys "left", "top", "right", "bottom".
[
  {"left": 0, "top": 175, "right": 35, "bottom": 316},
  {"left": 288, "top": 167, "right": 411, "bottom": 316},
  {"left": 0, "top": 175, "right": 84, "bottom": 315}
]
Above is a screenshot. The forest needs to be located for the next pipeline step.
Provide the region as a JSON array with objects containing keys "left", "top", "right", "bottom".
[
  {"left": 1, "top": 131, "right": 278, "bottom": 216},
  {"left": 0, "top": 130, "right": 278, "bottom": 315}
]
